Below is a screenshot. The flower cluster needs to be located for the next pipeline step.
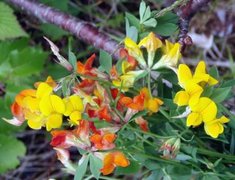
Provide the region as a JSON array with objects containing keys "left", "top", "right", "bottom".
[
  {"left": 174, "top": 61, "right": 229, "bottom": 138},
  {"left": 4, "top": 32, "right": 231, "bottom": 178}
]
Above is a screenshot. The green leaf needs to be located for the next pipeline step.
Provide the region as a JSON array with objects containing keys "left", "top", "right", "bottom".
[
  {"left": 221, "top": 79, "right": 235, "bottom": 87},
  {"left": 210, "top": 87, "right": 232, "bottom": 103},
  {"left": 115, "top": 160, "right": 140, "bottom": 175},
  {"left": 126, "top": 18, "right": 138, "bottom": 42},
  {"left": 125, "top": 12, "right": 140, "bottom": 30},
  {"left": 99, "top": 50, "right": 112, "bottom": 74},
  {"left": 0, "top": 2, "right": 27, "bottom": 40},
  {"left": 40, "top": 24, "right": 69, "bottom": 40},
  {"left": 139, "top": 1, "right": 146, "bottom": 22},
  {"left": 143, "top": 18, "right": 157, "bottom": 27},
  {"left": 0, "top": 135, "right": 26, "bottom": 174},
  {"left": 208, "top": 66, "right": 219, "bottom": 80},
  {"left": 142, "top": 6, "right": 151, "bottom": 22},
  {"left": 153, "top": 23, "right": 178, "bottom": 36},
  {"left": 69, "top": 51, "right": 77, "bottom": 72},
  {"left": 89, "top": 154, "right": 103, "bottom": 179},
  {"left": 74, "top": 155, "right": 89, "bottom": 180}
]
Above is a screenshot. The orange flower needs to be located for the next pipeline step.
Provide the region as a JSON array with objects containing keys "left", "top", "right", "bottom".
[
  {"left": 90, "top": 133, "right": 116, "bottom": 150},
  {"left": 11, "top": 89, "right": 36, "bottom": 120},
  {"left": 120, "top": 93, "right": 145, "bottom": 111},
  {"left": 120, "top": 88, "right": 163, "bottom": 113},
  {"left": 135, "top": 117, "right": 149, "bottom": 131},
  {"left": 100, "top": 151, "right": 130, "bottom": 175},
  {"left": 77, "top": 54, "right": 96, "bottom": 76},
  {"left": 50, "top": 130, "right": 73, "bottom": 148},
  {"left": 140, "top": 88, "right": 163, "bottom": 113},
  {"left": 120, "top": 48, "right": 138, "bottom": 70},
  {"left": 98, "top": 106, "right": 112, "bottom": 122}
]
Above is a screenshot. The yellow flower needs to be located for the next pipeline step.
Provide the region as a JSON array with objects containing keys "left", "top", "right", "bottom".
[
  {"left": 152, "top": 40, "right": 181, "bottom": 70},
  {"left": 39, "top": 94, "right": 65, "bottom": 131},
  {"left": 141, "top": 87, "right": 163, "bottom": 113},
  {"left": 174, "top": 82, "right": 203, "bottom": 106},
  {"left": 178, "top": 61, "right": 218, "bottom": 88},
  {"left": 186, "top": 97, "right": 217, "bottom": 127},
  {"left": 27, "top": 82, "right": 65, "bottom": 131},
  {"left": 124, "top": 37, "right": 146, "bottom": 67},
  {"left": 138, "top": 32, "right": 162, "bottom": 67},
  {"left": 112, "top": 70, "right": 144, "bottom": 91},
  {"left": 63, "top": 95, "right": 84, "bottom": 125},
  {"left": 204, "top": 116, "right": 229, "bottom": 138}
]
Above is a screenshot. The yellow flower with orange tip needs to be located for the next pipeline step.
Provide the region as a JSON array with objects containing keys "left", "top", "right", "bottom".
[
  {"left": 204, "top": 116, "right": 229, "bottom": 138},
  {"left": 24, "top": 82, "right": 65, "bottom": 131},
  {"left": 112, "top": 70, "right": 144, "bottom": 91},
  {"left": 152, "top": 40, "right": 181, "bottom": 71},
  {"left": 186, "top": 97, "right": 217, "bottom": 127},
  {"left": 124, "top": 37, "right": 146, "bottom": 67},
  {"left": 141, "top": 87, "right": 163, "bottom": 113},
  {"left": 63, "top": 95, "right": 84, "bottom": 125},
  {"left": 138, "top": 32, "right": 162, "bottom": 67},
  {"left": 100, "top": 151, "right": 130, "bottom": 175}
]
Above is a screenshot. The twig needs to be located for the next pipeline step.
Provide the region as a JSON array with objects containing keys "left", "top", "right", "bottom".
[
  {"left": 177, "top": 0, "right": 211, "bottom": 50},
  {"left": 7, "top": 0, "right": 121, "bottom": 59}
]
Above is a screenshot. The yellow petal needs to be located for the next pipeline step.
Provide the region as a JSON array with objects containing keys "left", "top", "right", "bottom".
[
  {"left": 174, "top": 91, "right": 190, "bottom": 106},
  {"left": 27, "top": 118, "right": 44, "bottom": 130},
  {"left": 138, "top": 32, "right": 162, "bottom": 52},
  {"left": 50, "top": 95, "right": 65, "bottom": 114},
  {"left": 124, "top": 37, "right": 146, "bottom": 67},
  {"left": 186, "top": 112, "right": 203, "bottom": 127},
  {"left": 201, "top": 100, "right": 217, "bottom": 123},
  {"left": 69, "top": 95, "right": 83, "bottom": 112},
  {"left": 63, "top": 98, "right": 74, "bottom": 116},
  {"left": 208, "top": 76, "right": 218, "bottom": 86},
  {"left": 178, "top": 64, "right": 192, "bottom": 87},
  {"left": 46, "top": 113, "right": 63, "bottom": 131},
  {"left": 147, "top": 98, "right": 162, "bottom": 113},
  {"left": 22, "top": 96, "right": 39, "bottom": 111},
  {"left": 69, "top": 111, "right": 82, "bottom": 125},
  {"left": 218, "top": 116, "right": 229, "bottom": 123},
  {"left": 204, "top": 123, "right": 223, "bottom": 138},
  {"left": 39, "top": 95, "right": 53, "bottom": 116},
  {"left": 36, "top": 82, "right": 53, "bottom": 99},
  {"left": 194, "top": 61, "right": 206, "bottom": 75},
  {"left": 190, "top": 98, "right": 217, "bottom": 123}
]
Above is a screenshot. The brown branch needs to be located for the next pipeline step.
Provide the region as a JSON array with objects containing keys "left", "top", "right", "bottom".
[
  {"left": 7, "top": 0, "right": 210, "bottom": 59},
  {"left": 177, "top": 0, "right": 211, "bottom": 50},
  {"left": 7, "top": 0, "right": 121, "bottom": 59}
]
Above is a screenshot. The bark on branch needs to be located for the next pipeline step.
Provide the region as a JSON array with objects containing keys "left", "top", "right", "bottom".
[
  {"left": 7, "top": 0, "right": 210, "bottom": 58},
  {"left": 7, "top": 0, "right": 121, "bottom": 59}
]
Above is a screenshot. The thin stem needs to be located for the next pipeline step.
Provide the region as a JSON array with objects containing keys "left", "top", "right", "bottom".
[
  {"left": 127, "top": 125, "right": 174, "bottom": 139},
  {"left": 154, "top": 0, "right": 190, "bottom": 18},
  {"left": 147, "top": 70, "right": 152, "bottom": 98}
]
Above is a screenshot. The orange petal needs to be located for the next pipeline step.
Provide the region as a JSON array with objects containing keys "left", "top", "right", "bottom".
[{"left": 113, "top": 152, "right": 130, "bottom": 167}]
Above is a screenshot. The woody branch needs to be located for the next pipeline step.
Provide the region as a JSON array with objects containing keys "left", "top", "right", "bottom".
[{"left": 7, "top": 0, "right": 210, "bottom": 58}]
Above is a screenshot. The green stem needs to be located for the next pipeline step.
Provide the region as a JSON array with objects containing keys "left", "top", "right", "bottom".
[
  {"left": 127, "top": 125, "right": 174, "bottom": 139},
  {"left": 147, "top": 70, "right": 152, "bottom": 98},
  {"left": 197, "top": 148, "right": 235, "bottom": 160},
  {"left": 134, "top": 132, "right": 156, "bottom": 148},
  {"left": 154, "top": 0, "right": 190, "bottom": 18}
]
